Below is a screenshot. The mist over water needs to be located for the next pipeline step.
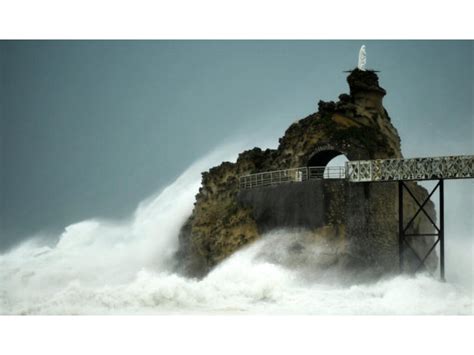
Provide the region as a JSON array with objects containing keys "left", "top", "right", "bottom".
[{"left": 0, "top": 146, "right": 472, "bottom": 315}]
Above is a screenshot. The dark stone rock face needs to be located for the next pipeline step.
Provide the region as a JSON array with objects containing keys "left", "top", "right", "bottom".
[
  {"left": 238, "top": 180, "right": 340, "bottom": 232},
  {"left": 175, "top": 69, "right": 437, "bottom": 278},
  {"left": 237, "top": 179, "right": 437, "bottom": 277},
  {"left": 347, "top": 68, "right": 387, "bottom": 96}
]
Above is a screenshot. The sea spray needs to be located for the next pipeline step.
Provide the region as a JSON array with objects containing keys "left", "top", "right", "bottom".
[
  {"left": 0, "top": 146, "right": 472, "bottom": 315},
  {"left": 0, "top": 144, "right": 242, "bottom": 314}
]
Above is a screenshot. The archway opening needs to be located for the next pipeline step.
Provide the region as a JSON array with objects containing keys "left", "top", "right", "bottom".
[
  {"left": 307, "top": 150, "right": 342, "bottom": 167},
  {"left": 307, "top": 150, "right": 349, "bottom": 179}
]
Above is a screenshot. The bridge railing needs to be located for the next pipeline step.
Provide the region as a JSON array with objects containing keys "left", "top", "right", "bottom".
[
  {"left": 239, "top": 166, "right": 345, "bottom": 190},
  {"left": 239, "top": 155, "right": 474, "bottom": 189}
]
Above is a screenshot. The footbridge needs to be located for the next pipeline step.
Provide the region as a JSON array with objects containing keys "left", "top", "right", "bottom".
[{"left": 239, "top": 154, "right": 474, "bottom": 280}]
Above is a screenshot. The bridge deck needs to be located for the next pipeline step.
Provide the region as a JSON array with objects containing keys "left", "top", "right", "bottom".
[{"left": 239, "top": 155, "right": 474, "bottom": 189}]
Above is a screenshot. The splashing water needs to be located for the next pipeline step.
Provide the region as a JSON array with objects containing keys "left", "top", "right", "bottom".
[{"left": 0, "top": 146, "right": 472, "bottom": 315}]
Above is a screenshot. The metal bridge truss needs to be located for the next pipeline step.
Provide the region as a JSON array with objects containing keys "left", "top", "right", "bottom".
[
  {"left": 238, "top": 154, "right": 473, "bottom": 281},
  {"left": 398, "top": 180, "right": 445, "bottom": 280},
  {"left": 240, "top": 155, "right": 474, "bottom": 189},
  {"left": 347, "top": 155, "right": 473, "bottom": 182}
]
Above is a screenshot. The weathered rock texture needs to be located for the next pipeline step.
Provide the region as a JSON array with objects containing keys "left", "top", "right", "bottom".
[{"left": 175, "top": 69, "right": 437, "bottom": 278}]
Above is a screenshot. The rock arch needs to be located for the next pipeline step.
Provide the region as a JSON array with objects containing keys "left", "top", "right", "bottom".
[{"left": 307, "top": 144, "right": 348, "bottom": 167}]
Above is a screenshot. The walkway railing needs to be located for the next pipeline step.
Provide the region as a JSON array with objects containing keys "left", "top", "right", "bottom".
[
  {"left": 239, "top": 155, "right": 474, "bottom": 189},
  {"left": 239, "top": 166, "right": 346, "bottom": 190}
]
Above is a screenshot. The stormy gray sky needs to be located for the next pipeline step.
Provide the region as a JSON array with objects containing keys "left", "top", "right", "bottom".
[{"left": 0, "top": 40, "right": 472, "bottom": 250}]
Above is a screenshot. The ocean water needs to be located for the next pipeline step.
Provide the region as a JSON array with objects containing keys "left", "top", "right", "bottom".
[{"left": 0, "top": 147, "right": 472, "bottom": 315}]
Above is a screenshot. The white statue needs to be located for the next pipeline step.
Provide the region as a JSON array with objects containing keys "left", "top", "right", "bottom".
[{"left": 358, "top": 45, "right": 366, "bottom": 71}]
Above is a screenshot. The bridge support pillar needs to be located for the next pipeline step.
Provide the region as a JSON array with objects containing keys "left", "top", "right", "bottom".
[
  {"left": 439, "top": 179, "right": 445, "bottom": 281},
  {"left": 398, "top": 179, "right": 445, "bottom": 281}
]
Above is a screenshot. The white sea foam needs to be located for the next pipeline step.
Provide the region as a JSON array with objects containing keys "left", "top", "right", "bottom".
[{"left": 0, "top": 146, "right": 472, "bottom": 315}]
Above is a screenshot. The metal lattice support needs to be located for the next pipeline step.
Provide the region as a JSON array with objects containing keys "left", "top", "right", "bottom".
[
  {"left": 398, "top": 180, "right": 445, "bottom": 280},
  {"left": 347, "top": 155, "right": 474, "bottom": 182}
]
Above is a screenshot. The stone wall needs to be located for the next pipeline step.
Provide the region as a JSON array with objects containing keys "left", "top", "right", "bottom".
[{"left": 236, "top": 179, "right": 437, "bottom": 278}]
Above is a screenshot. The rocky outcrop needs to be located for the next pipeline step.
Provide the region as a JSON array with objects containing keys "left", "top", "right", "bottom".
[{"left": 175, "top": 69, "right": 437, "bottom": 278}]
